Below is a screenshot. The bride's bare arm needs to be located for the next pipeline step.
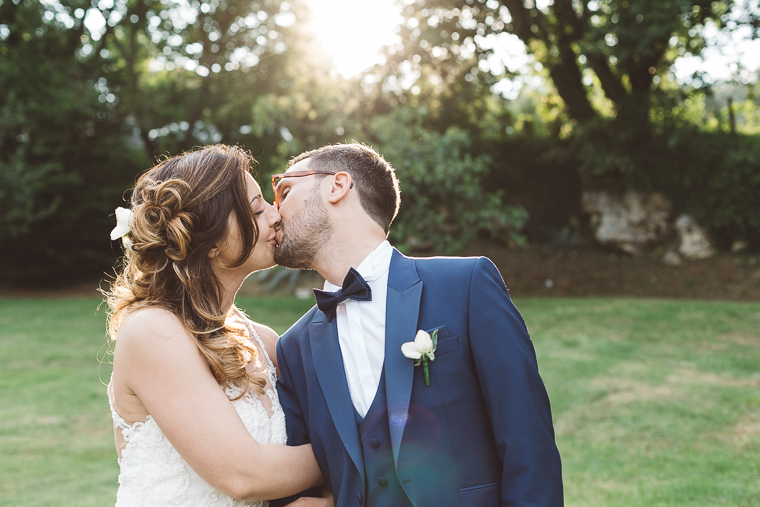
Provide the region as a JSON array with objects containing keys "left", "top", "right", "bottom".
[{"left": 112, "top": 308, "right": 323, "bottom": 501}]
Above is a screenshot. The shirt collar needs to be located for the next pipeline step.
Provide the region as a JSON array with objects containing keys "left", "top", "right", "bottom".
[{"left": 323, "top": 240, "right": 393, "bottom": 291}]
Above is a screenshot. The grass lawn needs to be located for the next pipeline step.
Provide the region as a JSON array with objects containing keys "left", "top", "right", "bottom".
[{"left": 0, "top": 296, "right": 758, "bottom": 506}]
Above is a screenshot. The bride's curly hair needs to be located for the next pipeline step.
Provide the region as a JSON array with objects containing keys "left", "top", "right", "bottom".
[{"left": 106, "top": 144, "right": 266, "bottom": 398}]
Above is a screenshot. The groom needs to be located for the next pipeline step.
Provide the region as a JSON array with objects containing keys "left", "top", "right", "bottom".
[{"left": 271, "top": 143, "right": 563, "bottom": 507}]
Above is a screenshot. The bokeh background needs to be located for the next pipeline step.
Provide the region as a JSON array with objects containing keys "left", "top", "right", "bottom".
[
  {"left": 1, "top": 0, "right": 759, "bottom": 505},
  {"left": 2, "top": 0, "right": 760, "bottom": 288}
]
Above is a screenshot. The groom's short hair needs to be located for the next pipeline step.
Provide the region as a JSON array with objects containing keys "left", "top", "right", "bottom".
[{"left": 288, "top": 143, "right": 400, "bottom": 233}]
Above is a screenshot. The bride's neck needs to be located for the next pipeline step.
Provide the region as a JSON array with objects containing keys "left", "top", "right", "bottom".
[{"left": 217, "top": 274, "right": 244, "bottom": 318}]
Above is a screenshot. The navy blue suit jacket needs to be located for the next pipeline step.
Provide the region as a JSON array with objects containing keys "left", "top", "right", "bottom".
[{"left": 274, "top": 250, "right": 563, "bottom": 506}]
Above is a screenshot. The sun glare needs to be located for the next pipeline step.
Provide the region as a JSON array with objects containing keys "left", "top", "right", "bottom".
[{"left": 303, "top": 0, "right": 403, "bottom": 77}]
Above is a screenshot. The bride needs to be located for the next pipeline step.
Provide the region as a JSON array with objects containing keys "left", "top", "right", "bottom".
[{"left": 105, "top": 145, "right": 327, "bottom": 506}]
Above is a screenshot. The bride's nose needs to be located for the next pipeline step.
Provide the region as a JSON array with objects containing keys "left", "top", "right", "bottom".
[{"left": 265, "top": 201, "right": 281, "bottom": 230}]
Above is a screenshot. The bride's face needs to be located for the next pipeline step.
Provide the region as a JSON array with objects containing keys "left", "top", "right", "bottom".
[{"left": 214, "top": 174, "right": 281, "bottom": 274}]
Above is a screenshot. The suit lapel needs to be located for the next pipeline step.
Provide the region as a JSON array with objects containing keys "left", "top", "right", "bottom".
[
  {"left": 384, "top": 250, "right": 423, "bottom": 466},
  {"left": 308, "top": 313, "right": 364, "bottom": 481}
]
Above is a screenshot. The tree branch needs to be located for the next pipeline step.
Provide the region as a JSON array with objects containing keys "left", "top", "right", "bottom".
[
  {"left": 548, "top": 43, "right": 598, "bottom": 122},
  {"left": 586, "top": 53, "right": 627, "bottom": 105},
  {"left": 501, "top": 0, "right": 548, "bottom": 43}
]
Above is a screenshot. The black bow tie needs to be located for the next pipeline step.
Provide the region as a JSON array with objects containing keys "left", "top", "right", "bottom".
[{"left": 313, "top": 268, "right": 372, "bottom": 322}]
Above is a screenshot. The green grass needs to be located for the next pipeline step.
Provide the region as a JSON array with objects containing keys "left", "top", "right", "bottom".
[
  {"left": 516, "top": 299, "right": 760, "bottom": 507},
  {"left": 0, "top": 296, "right": 314, "bottom": 507},
  {"left": 1, "top": 297, "right": 758, "bottom": 506}
]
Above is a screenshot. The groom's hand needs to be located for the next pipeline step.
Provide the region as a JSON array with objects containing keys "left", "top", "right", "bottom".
[
  {"left": 284, "top": 484, "right": 333, "bottom": 507},
  {"left": 283, "top": 497, "right": 333, "bottom": 507}
]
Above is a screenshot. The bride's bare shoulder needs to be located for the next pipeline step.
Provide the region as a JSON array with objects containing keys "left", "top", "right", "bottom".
[{"left": 116, "top": 307, "right": 195, "bottom": 349}]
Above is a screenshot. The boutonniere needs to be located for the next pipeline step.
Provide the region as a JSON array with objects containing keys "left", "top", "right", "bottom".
[{"left": 401, "top": 329, "right": 438, "bottom": 386}]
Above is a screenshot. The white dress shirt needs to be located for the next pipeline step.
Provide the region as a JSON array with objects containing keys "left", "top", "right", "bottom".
[{"left": 323, "top": 240, "right": 393, "bottom": 417}]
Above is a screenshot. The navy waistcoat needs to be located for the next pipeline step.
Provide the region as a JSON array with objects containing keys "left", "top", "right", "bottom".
[{"left": 354, "top": 369, "right": 413, "bottom": 507}]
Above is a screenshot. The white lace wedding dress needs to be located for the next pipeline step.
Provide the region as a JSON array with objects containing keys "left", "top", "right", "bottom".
[{"left": 107, "top": 315, "right": 287, "bottom": 506}]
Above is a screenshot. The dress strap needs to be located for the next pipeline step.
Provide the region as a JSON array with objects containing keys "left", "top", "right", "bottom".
[{"left": 235, "top": 308, "right": 277, "bottom": 383}]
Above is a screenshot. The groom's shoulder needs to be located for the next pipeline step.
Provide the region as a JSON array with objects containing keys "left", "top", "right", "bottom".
[
  {"left": 401, "top": 253, "right": 505, "bottom": 289},
  {"left": 279, "top": 305, "right": 319, "bottom": 348},
  {"left": 406, "top": 253, "right": 489, "bottom": 277}
]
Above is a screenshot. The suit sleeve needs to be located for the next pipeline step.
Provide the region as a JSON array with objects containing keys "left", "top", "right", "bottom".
[
  {"left": 270, "top": 338, "right": 322, "bottom": 507},
  {"left": 468, "top": 257, "right": 563, "bottom": 506},
  {"left": 275, "top": 338, "right": 310, "bottom": 446}
]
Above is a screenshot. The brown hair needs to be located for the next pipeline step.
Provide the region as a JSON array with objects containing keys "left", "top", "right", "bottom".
[
  {"left": 288, "top": 143, "right": 400, "bottom": 233},
  {"left": 106, "top": 145, "right": 265, "bottom": 398}
]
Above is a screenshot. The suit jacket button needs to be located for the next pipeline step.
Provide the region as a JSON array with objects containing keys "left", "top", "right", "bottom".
[
  {"left": 369, "top": 439, "right": 380, "bottom": 448},
  {"left": 377, "top": 477, "right": 388, "bottom": 487}
]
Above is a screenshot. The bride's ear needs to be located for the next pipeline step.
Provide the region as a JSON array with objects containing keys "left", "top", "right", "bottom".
[
  {"left": 208, "top": 247, "right": 220, "bottom": 259},
  {"left": 327, "top": 172, "right": 353, "bottom": 204}
]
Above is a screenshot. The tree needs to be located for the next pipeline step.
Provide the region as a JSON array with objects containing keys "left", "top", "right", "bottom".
[
  {"left": 0, "top": 0, "right": 319, "bottom": 283},
  {"left": 0, "top": 0, "right": 145, "bottom": 283},
  {"left": 80, "top": 0, "right": 309, "bottom": 160},
  {"left": 361, "top": 106, "right": 529, "bottom": 254},
  {"left": 380, "top": 0, "right": 757, "bottom": 188}
]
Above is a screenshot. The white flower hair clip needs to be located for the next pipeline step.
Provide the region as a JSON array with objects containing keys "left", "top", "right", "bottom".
[{"left": 110, "top": 207, "right": 134, "bottom": 241}]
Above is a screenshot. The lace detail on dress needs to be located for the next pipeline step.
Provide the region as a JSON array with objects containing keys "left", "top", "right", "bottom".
[
  {"left": 231, "top": 311, "right": 287, "bottom": 449},
  {"left": 107, "top": 381, "right": 147, "bottom": 449},
  {"left": 108, "top": 380, "right": 192, "bottom": 506},
  {"left": 108, "top": 310, "right": 286, "bottom": 507}
]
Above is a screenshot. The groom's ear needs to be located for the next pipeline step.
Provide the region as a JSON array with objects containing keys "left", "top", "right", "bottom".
[{"left": 327, "top": 171, "right": 353, "bottom": 204}]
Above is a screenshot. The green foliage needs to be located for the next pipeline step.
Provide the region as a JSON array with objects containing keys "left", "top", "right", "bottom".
[
  {"left": 0, "top": 0, "right": 148, "bottom": 284},
  {"left": 88, "top": 0, "right": 305, "bottom": 159},
  {"left": 362, "top": 107, "right": 528, "bottom": 254},
  {"left": 484, "top": 125, "right": 760, "bottom": 249},
  {"left": 657, "top": 131, "right": 760, "bottom": 248},
  {"left": 486, "top": 122, "right": 760, "bottom": 249},
  {"left": 0, "top": 144, "right": 65, "bottom": 239},
  {"left": 567, "top": 118, "right": 656, "bottom": 191},
  {"left": 484, "top": 134, "right": 583, "bottom": 238},
  {"left": 375, "top": 0, "right": 754, "bottom": 192},
  {"left": 0, "top": 0, "right": 319, "bottom": 283},
  {"left": 383, "top": 0, "right": 735, "bottom": 120},
  {"left": 1, "top": 0, "right": 759, "bottom": 286},
  {"left": 247, "top": 72, "right": 365, "bottom": 192}
]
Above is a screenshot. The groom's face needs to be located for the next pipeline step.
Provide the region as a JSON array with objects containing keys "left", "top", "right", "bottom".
[{"left": 273, "top": 160, "right": 333, "bottom": 269}]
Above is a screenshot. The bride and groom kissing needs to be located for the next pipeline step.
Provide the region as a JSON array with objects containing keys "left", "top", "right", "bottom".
[{"left": 106, "top": 143, "right": 563, "bottom": 506}]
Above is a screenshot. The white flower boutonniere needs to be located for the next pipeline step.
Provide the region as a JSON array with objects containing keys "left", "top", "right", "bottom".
[
  {"left": 110, "top": 207, "right": 134, "bottom": 241},
  {"left": 401, "top": 329, "right": 438, "bottom": 386}
]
